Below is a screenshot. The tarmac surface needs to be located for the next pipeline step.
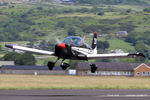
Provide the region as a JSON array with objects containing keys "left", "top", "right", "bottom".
[{"left": 0, "top": 89, "right": 150, "bottom": 100}]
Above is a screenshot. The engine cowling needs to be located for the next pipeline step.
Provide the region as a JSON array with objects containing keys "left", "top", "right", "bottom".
[{"left": 55, "top": 44, "right": 72, "bottom": 59}]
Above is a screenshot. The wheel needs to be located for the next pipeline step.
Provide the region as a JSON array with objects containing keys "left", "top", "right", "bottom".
[
  {"left": 90, "top": 64, "right": 97, "bottom": 73},
  {"left": 47, "top": 61, "right": 55, "bottom": 70},
  {"left": 60, "top": 63, "right": 70, "bottom": 70}
]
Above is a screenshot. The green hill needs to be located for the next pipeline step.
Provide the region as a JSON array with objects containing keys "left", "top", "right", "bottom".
[
  {"left": 73, "top": 0, "right": 150, "bottom": 5},
  {"left": 0, "top": 2, "right": 150, "bottom": 63}
]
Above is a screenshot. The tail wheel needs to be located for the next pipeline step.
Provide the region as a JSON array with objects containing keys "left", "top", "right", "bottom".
[
  {"left": 90, "top": 64, "right": 97, "bottom": 73},
  {"left": 47, "top": 61, "right": 55, "bottom": 70},
  {"left": 61, "top": 63, "right": 70, "bottom": 70}
]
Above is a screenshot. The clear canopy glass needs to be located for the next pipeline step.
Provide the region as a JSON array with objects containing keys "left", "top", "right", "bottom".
[{"left": 62, "top": 36, "right": 91, "bottom": 49}]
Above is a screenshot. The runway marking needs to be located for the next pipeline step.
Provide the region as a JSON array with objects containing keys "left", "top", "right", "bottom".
[
  {"left": 2, "top": 94, "right": 148, "bottom": 98},
  {"left": 97, "top": 94, "right": 150, "bottom": 98}
]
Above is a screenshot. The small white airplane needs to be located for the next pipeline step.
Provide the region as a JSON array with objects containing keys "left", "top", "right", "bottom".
[{"left": 5, "top": 32, "right": 145, "bottom": 73}]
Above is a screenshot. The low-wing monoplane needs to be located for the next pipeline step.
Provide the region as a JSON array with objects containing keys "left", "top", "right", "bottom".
[{"left": 5, "top": 32, "right": 145, "bottom": 73}]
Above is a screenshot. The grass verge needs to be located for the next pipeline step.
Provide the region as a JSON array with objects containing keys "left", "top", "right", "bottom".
[{"left": 0, "top": 75, "right": 150, "bottom": 90}]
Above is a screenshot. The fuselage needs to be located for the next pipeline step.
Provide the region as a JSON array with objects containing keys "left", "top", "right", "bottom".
[{"left": 54, "top": 36, "right": 95, "bottom": 60}]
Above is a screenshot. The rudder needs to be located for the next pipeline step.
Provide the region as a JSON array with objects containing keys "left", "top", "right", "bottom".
[
  {"left": 91, "top": 32, "right": 97, "bottom": 49},
  {"left": 91, "top": 32, "right": 97, "bottom": 54}
]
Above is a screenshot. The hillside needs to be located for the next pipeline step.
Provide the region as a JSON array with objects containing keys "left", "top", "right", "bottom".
[
  {"left": 0, "top": 2, "right": 150, "bottom": 64},
  {"left": 0, "top": 3, "right": 150, "bottom": 41},
  {"left": 73, "top": 0, "right": 150, "bottom": 5},
  {"left": 1, "top": 0, "right": 150, "bottom": 5}
]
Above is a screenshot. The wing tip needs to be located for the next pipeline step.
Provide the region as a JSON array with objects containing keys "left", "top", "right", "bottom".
[
  {"left": 5, "top": 44, "right": 13, "bottom": 48},
  {"left": 137, "top": 52, "right": 145, "bottom": 57},
  {"left": 129, "top": 52, "right": 145, "bottom": 58}
]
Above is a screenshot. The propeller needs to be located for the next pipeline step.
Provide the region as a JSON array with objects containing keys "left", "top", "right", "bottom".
[
  {"left": 56, "top": 38, "right": 66, "bottom": 49},
  {"left": 56, "top": 39, "right": 61, "bottom": 44}
]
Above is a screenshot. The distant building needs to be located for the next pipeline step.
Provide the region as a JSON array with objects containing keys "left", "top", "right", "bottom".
[
  {"left": 53, "top": 0, "right": 73, "bottom": 4},
  {"left": 53, "top": 0, "right": 62, "bottom": 3},
  {"left": 115, "top": 31, "right": 128, "bottom": 36},
  {"left": 77, "top": 62, "right": 150, "bottom": 77},
  {"left": 89, "top": 33, "right": 105, "bottom": 37},
  {"left": 0, "top": 61, "right": 14, "bottom": 67},
  {"left": 61, "top": 0, "right": 73, "bottom": 3},
  {"left": 109, "top": 49, "right": 124, "bottom": 53},
  {"left": 68, "top": 69, "right": 76, "bottom": 75},
  {"left": 0, "top": 61, "right": 14, "bottom": 74},
  {"left": 1, "top": 65, "right": 66, "bottom": 75}
]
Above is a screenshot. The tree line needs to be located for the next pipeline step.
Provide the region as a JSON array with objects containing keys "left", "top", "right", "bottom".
[
  {"left": 1, "top": 52, "right": 36, "bottom": 65},
  {"left": 125, "top": 31, "right": 150, "bottom": 60},
  {"left": 73, "top": 0, "right": 148, "bottom": 5}
]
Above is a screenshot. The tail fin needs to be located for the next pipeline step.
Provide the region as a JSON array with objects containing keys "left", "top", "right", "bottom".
[{"left": 91, "top": 32, "right": 97, "bottom": 54}]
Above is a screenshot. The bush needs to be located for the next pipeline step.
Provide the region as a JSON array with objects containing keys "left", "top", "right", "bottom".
[
  {"left": 3, "top": 52, "right": 36, "bottom": 65},
  {"left": 98, "top": 11, "right": 104, "bottom": 16},
  {"left": 143, "top": 8, "right": 150, "bottom": 12}
]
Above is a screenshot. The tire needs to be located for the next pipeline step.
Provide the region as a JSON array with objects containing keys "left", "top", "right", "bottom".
[
  {"left": 90, "top": 64, "right": 97, "bottom": 73},
  {"left": 47, "top": 61, "right": 55, "bottom": 70},
  {"left": 61, "top": 63, "right": 70, "bottom": 70}
]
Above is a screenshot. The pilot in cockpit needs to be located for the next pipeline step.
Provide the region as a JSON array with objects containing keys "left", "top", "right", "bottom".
[{"left": 62, "top": 36, "right": 91, "bottom": 49}]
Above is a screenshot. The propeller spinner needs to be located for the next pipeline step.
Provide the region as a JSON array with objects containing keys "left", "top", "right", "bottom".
[{"left": 58, "top": 43, "right": 65, "bottom": 49}]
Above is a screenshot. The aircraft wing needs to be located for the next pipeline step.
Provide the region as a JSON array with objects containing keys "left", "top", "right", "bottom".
[
  {"left": 5, "top": 44, "right": 55, "bottom": 55},
  {"left": 87, "top": 53, "right": 145, "bottom": 59}
]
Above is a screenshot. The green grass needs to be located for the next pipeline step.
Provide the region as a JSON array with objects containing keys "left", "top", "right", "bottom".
[
  {"left": 1, "top": 75, "right": 150, "bottom": 90},
  {"left": 114, "top": 5, "right": 147, "bottom": 11},
  {"left": 56, "top": 12, "right": 128, "bottom": 20},
  {"left": 107, "top": 39, "right": 135, "bottom": 52},
  {"left": 1, "top": 2, "right": 150, "bottom": 63}
]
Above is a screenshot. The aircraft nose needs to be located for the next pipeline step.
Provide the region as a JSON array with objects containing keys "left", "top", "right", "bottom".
[{"left": 58, "top": 43, "right": 65, "bottom": 49}]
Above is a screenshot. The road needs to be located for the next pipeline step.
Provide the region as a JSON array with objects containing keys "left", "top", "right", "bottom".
[{"left": 0, "top": 89, "right": 150, "bottom": 100}]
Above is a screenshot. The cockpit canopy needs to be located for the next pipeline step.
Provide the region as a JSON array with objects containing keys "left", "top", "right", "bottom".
[{"left": 62, "top": 36, "right": 91, "bottom": 49}]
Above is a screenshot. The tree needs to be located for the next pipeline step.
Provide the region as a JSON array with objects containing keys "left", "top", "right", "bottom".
[
  {"left": 0, "top": 45, "right": 2, "bottom": 50},
  {"left": 142, "top": 31, "right": 150, "bottom": 45},
  {"left": 67, "top": 27, "right": 77, "bottom": 36},
  {"left": 16, "top": 53, "right": 36, "bottom": 65},
  {"left": 39, "top": 40, "right": 55, "bottom": 51},
  {"left": 126, "top": 9, "right": 132, "bottom": 13},
  {"left": 143, "top": 8, "right": 150, "bottom": 12},
  {"left": 56, "top": 21, "right": 65, "bottom": 28},
  {"left": 76, "top": 8, "right": 89, "bottom": 13},
  {"left": 119, "top": 23, "right": 136, "bottom": 32},
  {"left": 98, "top": 11, "right": 104, "bottom": 16},
  {"left": 91, "top": 6, "right": 99, "bottom": 13},
  {"left": 26, "top": 41, "right": 34, "bottom": 48},
  {"left": 97, "top": 41, "right": 109, "bottom": 50},
  {"left": 125, "top": 32, "right": 137, "bottom": 45},
  {"left": 0, "top": 2, "right": 8, "bottom": 6},
  {"left": 3, "top": 52, "right": 36, "bottom": 65},
  {"left": 37, "top": 7, "right": 43, "bottom": 10},
  {"left": 82, "top": 25, "right": 98, "bottom": 33},
  {"left": 3, "top": 52, "right": 20, "bottom": 61},
  {"left": 134, "top": 41, "right": 150, "bottom": 60}
]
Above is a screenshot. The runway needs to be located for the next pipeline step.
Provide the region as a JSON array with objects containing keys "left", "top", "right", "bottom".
[{"left": 0, "top": 89, "right": 150, "bottom": 100}]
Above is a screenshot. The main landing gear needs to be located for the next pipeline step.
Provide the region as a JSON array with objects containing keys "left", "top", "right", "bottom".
[
  {"left": 90, "top": 64, "right": 97, "bottom": 73},
  {"left": 60, "top": 63, "right": 70, "bottom": 70},
  {"left": 47, "top": 61, "right": 55, "bottom": 70},
  {"left": 47, "top": 58, "right": 70, "bottom": 70}
]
